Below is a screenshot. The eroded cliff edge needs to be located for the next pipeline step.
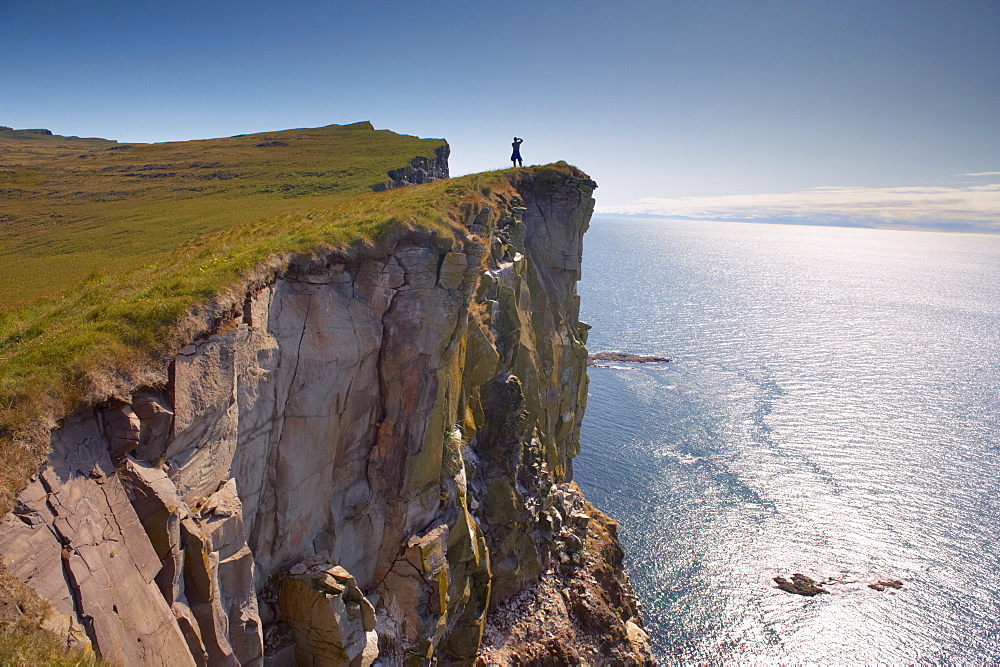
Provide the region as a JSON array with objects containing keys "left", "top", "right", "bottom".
[{"left": 0, "top": 167, "right": 652, "bottom": 664}]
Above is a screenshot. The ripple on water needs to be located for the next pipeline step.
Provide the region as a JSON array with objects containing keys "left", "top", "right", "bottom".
[{"left": 574, "top": 219, "right": 1000, "bottom": 662}]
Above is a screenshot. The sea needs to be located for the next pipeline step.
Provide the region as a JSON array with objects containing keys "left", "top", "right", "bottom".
[{"left": 573, "top": 217, "right": 1000, "bottom": 663}]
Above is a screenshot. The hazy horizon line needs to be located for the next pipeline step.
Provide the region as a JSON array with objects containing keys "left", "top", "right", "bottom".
[{"left": 596, "top": 178, "right": 1000, "bottom": 234}]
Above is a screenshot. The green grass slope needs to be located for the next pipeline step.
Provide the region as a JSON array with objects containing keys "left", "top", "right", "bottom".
[{"left": 0, "top": 121, "right": 444, "bottom": 307}]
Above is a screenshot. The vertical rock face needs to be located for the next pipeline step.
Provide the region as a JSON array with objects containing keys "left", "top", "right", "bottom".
[{"left": 0, "top": 167, "right": 652, "bottom": 664}]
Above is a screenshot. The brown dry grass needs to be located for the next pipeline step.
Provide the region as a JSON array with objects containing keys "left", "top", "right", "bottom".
[{"left": 0, "top": 564, "right": 98, "bottom": 666}]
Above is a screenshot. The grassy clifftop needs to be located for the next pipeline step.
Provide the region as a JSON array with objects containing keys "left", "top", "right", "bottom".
[
  {"left": 0, "top": 121, "right": 444, "bottom": 307},
  {"left": 0, "top": 121, "right": 581, "bottom": 517},
  {"left": 0, "top": 120, "right": 586, "bottom": 663}
]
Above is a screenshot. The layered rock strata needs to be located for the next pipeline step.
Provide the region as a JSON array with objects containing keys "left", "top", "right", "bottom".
[{"left": 0, "top": 167, "right": 652, "bottom": 664}]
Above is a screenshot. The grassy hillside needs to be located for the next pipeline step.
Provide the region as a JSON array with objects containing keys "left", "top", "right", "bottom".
[{"left": 0, "top": 121, "right": 444, "bottom": 307}]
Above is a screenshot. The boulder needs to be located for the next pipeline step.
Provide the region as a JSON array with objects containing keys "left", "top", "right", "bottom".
[
  {"left": 102, "top": 404, "right": 140, "bottom": 456},
  {"left": 279, "top": 562, "right": 377, "bottom": 666}
]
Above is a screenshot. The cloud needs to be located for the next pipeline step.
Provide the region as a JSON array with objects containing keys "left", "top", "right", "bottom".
[
  {"left": 597, "top": 181, "right": 1000, "bottom": 232},
  {"left": 961, "top": 171, "right": 1000, "bottom": 177}
]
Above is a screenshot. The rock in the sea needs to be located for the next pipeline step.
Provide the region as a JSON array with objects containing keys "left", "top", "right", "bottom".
[
  {"left": 773, "top": 573, "right": 829, "bottom": 596},
  {"left": 587, "top": 351, "right": 672, "bottom": 366},
  {"left": 775, "top": 572, "right": 904, "bottom": 596}
]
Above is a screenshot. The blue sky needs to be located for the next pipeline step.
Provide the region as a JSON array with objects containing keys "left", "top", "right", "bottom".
[{"left": 3, "top": 0, "right": 998, "bottom": 230}]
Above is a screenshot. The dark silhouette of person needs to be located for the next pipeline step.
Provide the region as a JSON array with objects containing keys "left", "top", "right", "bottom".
[{"left": 511, "top": 137, "right": 523, "bottom": 167}]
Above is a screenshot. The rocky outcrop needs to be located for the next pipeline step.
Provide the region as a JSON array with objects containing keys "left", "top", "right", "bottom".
[
  {"left": 278, "top": 561, "right": 378, "bottom": 665},
  {"left": 0, "top": 415, "right": 196, "bottom": 665},
  {"left": 478, "top": 485, "right": 652, "bottom": 664},
  {"left": 371, "top": 144, "right": 450, "bottom": 191},
  {"left": 0, "top": 166, "right": 652, "bottom": 664}
]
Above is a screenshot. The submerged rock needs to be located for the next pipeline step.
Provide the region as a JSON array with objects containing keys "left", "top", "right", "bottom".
[{"left": 868, "top": 579, "right": 903, "bottom": 591}]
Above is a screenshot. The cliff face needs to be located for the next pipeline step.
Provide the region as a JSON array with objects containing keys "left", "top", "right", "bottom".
[{"left": 0, "top": 168, "right": 651, "bottom": 664}]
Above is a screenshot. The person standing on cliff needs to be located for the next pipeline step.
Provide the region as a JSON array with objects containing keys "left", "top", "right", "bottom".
[{"left": 511, "top": 137, "right": 523, "bottom": 168}]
